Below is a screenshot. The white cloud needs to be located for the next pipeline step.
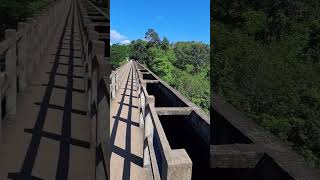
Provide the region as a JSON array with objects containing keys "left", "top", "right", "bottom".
[
  {"left": 110, "top": 29, "right": 131, "bottom": 45},
  {"left": 110, "top": 29, "right": 126, "bottom": 41},
  {"left": 120, "top": 40, "right": 131, "bottom": 45}
]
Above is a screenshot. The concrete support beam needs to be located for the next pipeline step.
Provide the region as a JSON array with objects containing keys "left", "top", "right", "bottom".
[
  {"left": 210, "top": 144, "right": 264, "bottom": 168},
  {"left": 155, "top": 107, "right": 193, "bottom": 116},
  {"left": 144, "top": 80, "right": 159, "bottom": 84}
]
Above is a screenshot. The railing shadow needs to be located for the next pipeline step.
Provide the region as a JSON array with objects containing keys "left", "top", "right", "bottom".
[{"left": 110, "top": 66, "right": 143, "bottom": 180}]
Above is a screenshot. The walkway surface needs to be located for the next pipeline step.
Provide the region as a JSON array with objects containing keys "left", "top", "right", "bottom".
[
  {"left": 110, "top": 63, "right": 148, "bottom": 180},
  {"left": 0, "top": 0, "right": 94, "bottom": 179}
]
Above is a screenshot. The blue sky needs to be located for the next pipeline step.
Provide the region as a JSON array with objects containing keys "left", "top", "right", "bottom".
[{"left": 110, "top": 0, "right": 210, "bottom": 45}]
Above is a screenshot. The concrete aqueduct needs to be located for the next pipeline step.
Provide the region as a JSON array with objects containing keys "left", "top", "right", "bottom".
[{"left": 0, "top": 0, "right": 319, "bottom": 179}]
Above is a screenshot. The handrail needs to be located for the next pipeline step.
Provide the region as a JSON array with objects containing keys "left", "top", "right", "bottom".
[
  {"left": 109, "top": 60, "right": 131, "bottom": 99},
  {"left": 211, "top": 94, "right": 320, "bottom": 179},
  {"left": 0, "top": 0, "right": 69, "bottom": 122},
  {"left": 87, "top": 0, "right": 108, "bottom": 18},
  {"left": 136, "top": 61, "right": 210, "bottom": 143},
  {"left": 76, "top": 0, "right": 110, "bottom": 179},
  {"left": 134, "top": 60, "right": 193, "bottom": 180}
]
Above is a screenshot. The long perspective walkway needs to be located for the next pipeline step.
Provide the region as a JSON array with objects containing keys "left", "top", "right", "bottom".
[
  {"left": 110, "top": 63, "right": 148, "bottom": 180},
  {"left": 0, "top": 0, "right": 94, "bottom": 179}
]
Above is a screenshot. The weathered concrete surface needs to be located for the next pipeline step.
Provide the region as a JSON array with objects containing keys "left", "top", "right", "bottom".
[
  {"left": 136, "top": 61, "right": 209, "bottom": 179},
  {"left": 211, "top": 94, "right": 320, "bottom": 180},
  {"left": 77, "top": 0, "right": 110, "bottom": 178},
  {"left": 0, "top": 1, "right": 94, "bottom": 179},
  {"left": 155, "top": 107, "right": 193, "bottom": 116},
  {"left": 110, "top": 63, "right": 149, "bottom": 180},
  {"left": 210, "top": 144, "right": 264, "bottom": 168}
]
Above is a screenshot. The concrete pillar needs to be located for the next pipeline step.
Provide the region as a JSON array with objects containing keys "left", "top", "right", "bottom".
[
  {"left": 90, "top": 67, "right": 98, "bottom": 149},
  {"left": 47, "top": 7, "right": 53, "bottom": 40},
  {"left": 92, "top": 70, "right": 98, "bottom": 111},
  {"left": 25, "top": 18, "right": 35, "bottom": 83},
  {"left": 0, "top": 87, "right": 2, "bottom": 143},
  {"left": 111, "top": 74, "right": 116, "bottom": 99},
  {"left": 33, "top": 18, "right": 41, "bottom": 66},
  {"left": 89, "top": 31, "right": 100, "bottom": 42},
  {"left": 35, "top": 15, "right": 42, "bottom": 65},
  {"left": 137, "top": 73, "right": 141, "bottom": 95},
  {"left": 96, "top": 80, "right": 109, "bottom": 180},
  {"left": 91, "top": 105, "right": 97, "bottom": 149},
  {"left": 139, "top": 92, "right": 145, "bottom": 129},
  {"left": 39, "top": 13, "right": 49, "bottom": 60},
  {"left": 143, "top": 106, "right": 153, "bottom": 168},
  {"left": 51, "top": 2, "right": 57, "bottom": 33},
  {"left": 17, "top": 22, "right": 28, "bottom": 92},
  {"left": 5, "top": 29, "right": 17, "bottom": 115},
  {"left": 165, "top": 150, "right": 192, "bottom": 180}
]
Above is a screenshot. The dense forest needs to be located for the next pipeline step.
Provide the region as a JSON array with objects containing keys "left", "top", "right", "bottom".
[
  {"left": 0, "top": 0, "right": 50, "bottom": 41},
  {"left": 212, "top": 0, "right": 320, "bottom": 168},
  {"left": 111, "top": 29, "right": 210, "bottom": 113}
]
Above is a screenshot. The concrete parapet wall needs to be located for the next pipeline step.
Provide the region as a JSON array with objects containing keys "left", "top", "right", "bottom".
[
  {"left": 134, "top": 60, "right": 210, "bottom": 180},
  {"left": 211, "top": 94, "right": 320, "bottom": 180},
  {"left": 110, "top": 61, "right": 131, "bottom": 99},
  {"left": 136, "top": 61, "right": 210, "bottom": 143},
  {"left": 0, "top": 0, "right": 71, "bottom": 142},
  {"left": 76, "top": 0, "right": 109, "bottom": 179}
]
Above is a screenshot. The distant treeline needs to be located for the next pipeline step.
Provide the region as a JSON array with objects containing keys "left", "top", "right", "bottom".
[
  {"left": 0, "top": 0, "right": 50, "bottom": 41},
  {"left": 212, "top": 0, "right": 320, "bottom": 168},
  {"left": 111, "top": 29, "right": 210, "bottom": 112}
]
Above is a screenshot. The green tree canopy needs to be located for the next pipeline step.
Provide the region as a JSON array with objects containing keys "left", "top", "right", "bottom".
[
  {"left": 129, "top": 39, "right": 149, "bottom": 65},
  {"left": 161, "top": 36, "right": 170, "bottom": 51},
  {"left": 173, "top": 41, "right": 209, "bottom": 73},
  {"left": 128, "top": 29, "right": 210, "bottom": 112},
  {"left": 213, "top": 0, "right": 320, "bottom": 168},
  {"left": 145, "top": 28, "right": 161, "bottom": 47},
  {"left": 110, "top": 43, "right": 129, "bottom": 69}
]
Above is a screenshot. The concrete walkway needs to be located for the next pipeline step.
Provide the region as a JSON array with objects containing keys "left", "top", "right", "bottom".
[
  {"left": 0, "top": 0, "right": 94, "bottom": 179},
  {"left": 110, "top": 63, "right": 148, "bottom": 180}
]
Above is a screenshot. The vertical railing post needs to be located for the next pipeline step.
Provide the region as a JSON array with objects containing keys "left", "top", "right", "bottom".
[
  {"left": 165, "top": 150, "right": 192, "bottom": 180},
  {"left": 40, "top": 13, "right": 49, "bottom": 58},
  {"left": 17, "top": 22, "right": 28, "bottom": 92},
  {"left": 5, "top": 29, "right": 17, "bottom": 116},
  {"left": 143, "top": 107, "right": 151, "bottom": 168},
  {"left": 0, "top": 75, "right": 3, "bottom": 142},
  {"left": 143, "top": 96, "right": 155, "bottom": 168},
  {"left": 34, "top": 18, "right": 41, "bottom": 66},
  {"left": 112, "top": 73, "right": 116, "bottom": 99},
  {"left": 25, "top": 18, "right": 35, "bottom": 83},
  {"left": 115, "top": 72, "right": 118, "bottom": 91},
  {"left": 37, "top": 15, "right": 44, "bottom": 64},
  {"left": 87, "top": 42, "right": 105, "bottom": 171}
]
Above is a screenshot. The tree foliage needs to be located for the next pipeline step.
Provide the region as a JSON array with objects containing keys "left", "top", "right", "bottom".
[
  {"left": 129, "top": 29, "right": 210, "bottom": 112},
  {"left": 213, "top": 0, "right": 320, "bottom": 168},
  {"left": 0, "top": 0, "right": 50, "bottom": 41},
  {"left": 110, "top": 43, "right": 129, "bottom": 69},
  {"left": 161, "top": 36, "right": 170, "bottom": 51},
  {"left": 145, "top": 28, "right": 161, "bottom": 48},
  {"left": 129, "top": 39, "right": 149, "bottom": 65},
  {"left": 173, "top": 41, "right": 210, "bottom": 73}
]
